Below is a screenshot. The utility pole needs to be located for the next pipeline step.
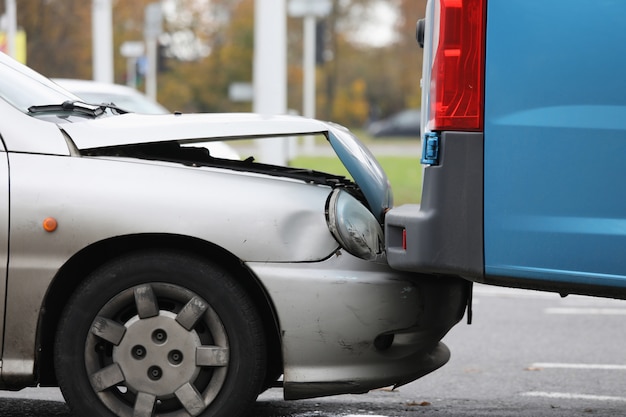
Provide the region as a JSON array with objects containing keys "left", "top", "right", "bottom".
[
  {"left": 92, "top": 0, "right": 114, "bottom": 83},
  {"left": 254, "top": 0, "right": 288, "bottom": 165},
  {"left": 5, "top": 0, "right": 16, "bottom": 58},
  {"left": 288, "top": 0, "right": 331, "bottom": 153},
  {"left": 144, "top": 3, "right": 162, "bottom": 101}
]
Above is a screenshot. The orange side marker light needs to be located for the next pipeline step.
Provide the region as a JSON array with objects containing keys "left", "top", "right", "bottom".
[{"left": 43, "top": 217, "right": 58, "bottom": 232}]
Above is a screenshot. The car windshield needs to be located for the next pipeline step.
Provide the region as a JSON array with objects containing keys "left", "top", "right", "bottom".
[{"left": 0, "top": 53, "right": 79, "bottom": 112}]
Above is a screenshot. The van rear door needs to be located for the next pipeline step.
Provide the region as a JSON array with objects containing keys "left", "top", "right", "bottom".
[{"left": 483, "top": 0, "right": 626, "bottom": 292}]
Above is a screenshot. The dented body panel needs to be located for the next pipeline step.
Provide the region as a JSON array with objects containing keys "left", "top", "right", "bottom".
[
  {"left": 252, "top": 254, "right": 467, "bottom": 399},
  {"left": 2, "top": 152, "right": 338, "bottom": 384}
]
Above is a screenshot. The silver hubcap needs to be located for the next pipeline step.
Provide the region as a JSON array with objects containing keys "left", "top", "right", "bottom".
[
  {"left": 112, "top": 311, "right": 203, "bottom": 397},
  {"left": 85, "top": 283, "right": 229, "bottom": 417}
]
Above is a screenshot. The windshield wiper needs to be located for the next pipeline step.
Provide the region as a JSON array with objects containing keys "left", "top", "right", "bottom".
[{"left": 28, "top": 100, "right": 129, "bottom": 117}]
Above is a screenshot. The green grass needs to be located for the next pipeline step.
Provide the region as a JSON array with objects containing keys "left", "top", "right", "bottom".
[{"left": 290, "top": 156, "right": 422, "bottom": 206}]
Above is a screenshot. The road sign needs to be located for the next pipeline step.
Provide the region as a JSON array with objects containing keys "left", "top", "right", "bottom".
[
  {"left": 288, "top": 0, "right": 331, "bottom": 17},
  {"left": 120, "top": 41, "right": 145, "bottom": 58}
]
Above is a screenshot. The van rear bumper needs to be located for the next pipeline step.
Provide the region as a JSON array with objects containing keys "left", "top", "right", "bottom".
[{"left": 385, "top": 131, "right": 484, "bottom": 279}]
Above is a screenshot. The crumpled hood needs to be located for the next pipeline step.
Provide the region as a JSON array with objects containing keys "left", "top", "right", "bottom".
[
  {"left": 61, "top": 112, "right": 326, "bottom": 148},
  {"left": 61, "top": 112, "right": 392, "bottom": 222}
]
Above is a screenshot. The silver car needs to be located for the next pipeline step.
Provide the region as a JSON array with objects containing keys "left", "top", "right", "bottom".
[{"left": 0, "top": 52, "right": 469, "bottom": 417}]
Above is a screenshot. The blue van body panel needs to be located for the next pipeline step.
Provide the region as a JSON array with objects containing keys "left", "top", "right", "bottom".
[{"left": 483, "top": 0, "right": 626, "bottom": 287}]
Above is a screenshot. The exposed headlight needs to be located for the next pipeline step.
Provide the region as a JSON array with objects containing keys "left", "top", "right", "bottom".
[{"left": 326, "top": 189, "right": 385, "bottom": 261}]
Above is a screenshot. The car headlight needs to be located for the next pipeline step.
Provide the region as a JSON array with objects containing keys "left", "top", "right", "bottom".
[{"left": 326, "top": 189, "right": 385, "bottom": 261}]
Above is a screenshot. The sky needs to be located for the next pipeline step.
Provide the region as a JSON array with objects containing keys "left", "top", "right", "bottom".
[{"left": 346, "top": 1, "right": 399, "bottom": 47}]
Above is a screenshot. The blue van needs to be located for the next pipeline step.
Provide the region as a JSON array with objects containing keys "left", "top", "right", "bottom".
[{"left": 385, "top": 0, "right": 626, "bottom": 299}]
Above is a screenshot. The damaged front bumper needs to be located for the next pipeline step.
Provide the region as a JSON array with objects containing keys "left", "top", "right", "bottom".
[{"left": 247, "top": 251, "right": 469, "bottom": 400}]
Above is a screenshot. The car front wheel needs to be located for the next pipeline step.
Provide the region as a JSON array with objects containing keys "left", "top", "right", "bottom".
[{"left": 54, "top": 251, "right": 266, "bottom": 417}]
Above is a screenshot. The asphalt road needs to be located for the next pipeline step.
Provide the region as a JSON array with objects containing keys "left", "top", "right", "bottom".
[{"left": 1, "top": 283, "right": 625, "bottom": 416}]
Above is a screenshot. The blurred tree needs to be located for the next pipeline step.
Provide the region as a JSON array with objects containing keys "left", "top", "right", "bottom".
[
  {"left": 5, "top": 0, "right": 92, "bottom": 78},
  {"left": 304, "top": 0, "right": 427, "bottom": 125},
  {"left": 1, "top": 0, "right": 427, "bottom": 127},
  {"left": 395, "top": 0, "right": 427, "bottom": 110},
  {"left": 157, "top": 0, "right": 252, "bottom": 112},
  {"left": 332, "top": 77, "right": 368, "bottom": 126}
]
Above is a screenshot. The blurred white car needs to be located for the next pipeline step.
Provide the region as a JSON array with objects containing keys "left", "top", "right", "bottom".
[
  {"left": 367, "top": 108, "right": 421, "bottom": 138},
  {"left": 53, "top": 78, "right": 240, "bottom": 160}
]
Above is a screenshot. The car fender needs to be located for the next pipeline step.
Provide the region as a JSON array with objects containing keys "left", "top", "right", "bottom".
[{"left": 1, "top": 152, "right": 338, "bottom": 385}]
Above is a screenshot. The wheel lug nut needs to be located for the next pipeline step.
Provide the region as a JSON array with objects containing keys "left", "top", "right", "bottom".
[
  {"left": 168, "top": 350, "right": 183, "bottom": 365},
  {"left": 147, "top": 366, "right": 163, "bottom": 381},
  {"left": 132, "top": 345, "right": 146, "bottom": 359},
  {"left": 152, "top": 329, "right": 167, "bottom": 344}
]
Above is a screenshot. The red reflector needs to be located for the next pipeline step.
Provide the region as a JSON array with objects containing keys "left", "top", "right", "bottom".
[
  {"left": 402, "top": 229, "right": 407, "bottom": 250},
  {"left": 430, "top": 0, "right": 486, "bottom": 131}
]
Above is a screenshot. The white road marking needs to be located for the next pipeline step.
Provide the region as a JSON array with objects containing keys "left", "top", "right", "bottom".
[
  {"left": 522, "top": 391, "right": 626, "bottom": 402},
  {"left": 545, "top": 307, "right": 626, "bottom": 315},
  {"left": 472, "top": 284, "right": 626, "bottom": 306},
  {"left": 473, "top": 285, "right": 556, "bottom": 299},
  {"left": 531, "top": 362, "right": 626, "bottom": 371}
]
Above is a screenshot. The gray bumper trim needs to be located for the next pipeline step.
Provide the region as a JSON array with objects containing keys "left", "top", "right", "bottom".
[{"left": 385, "top": 131, "right": 484, "bottom": 279}]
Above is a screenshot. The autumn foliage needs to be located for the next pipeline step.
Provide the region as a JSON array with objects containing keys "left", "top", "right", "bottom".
[{"left": 2, "top": 0, "right": 426, "bottom": 128}]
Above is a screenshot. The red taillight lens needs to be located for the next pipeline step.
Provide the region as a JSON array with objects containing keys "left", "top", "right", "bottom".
[{"left": 430, "top": 0, "right": 486, "bottom": 131}]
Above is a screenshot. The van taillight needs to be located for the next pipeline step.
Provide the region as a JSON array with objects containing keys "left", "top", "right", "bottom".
[{"left": 430, "top": 0, "right": 486, "bottom": 131}]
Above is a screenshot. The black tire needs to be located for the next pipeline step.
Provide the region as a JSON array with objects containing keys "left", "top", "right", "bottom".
[{"left": 54, "top": 250, "right": 266, "bottom": 417}]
